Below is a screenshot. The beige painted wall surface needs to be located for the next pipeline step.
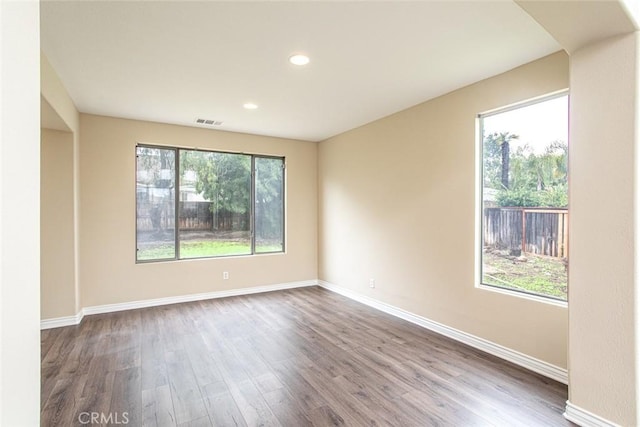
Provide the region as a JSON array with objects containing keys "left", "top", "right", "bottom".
[
  {"left": 41, "top": 129, "right": 76, "bottom": 318},
  {"left": 41, "top": 51, "right": 81, "bottom": 315},
  {"left": 319, "top": 52, "right": 569, "bottom": 368},
  {"left": 79, "top": 114, "right": 317, "bottom": 307},
  {"left": 568, "top": 33, "right": 638, "bottom": 426},
  {"left": 41, "top": 52, "right": 79, "bottom": 133}
]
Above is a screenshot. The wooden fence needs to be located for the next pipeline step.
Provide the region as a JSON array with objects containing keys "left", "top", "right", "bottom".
[
  {"left": 484, "top": 207, "right": 569, "bottom": 258},
  {"left": 137, "top": 201, "right": 249, "bottom": 232},
  {"left": 178, "top": 201, "right": 212, "bottom": 230}
]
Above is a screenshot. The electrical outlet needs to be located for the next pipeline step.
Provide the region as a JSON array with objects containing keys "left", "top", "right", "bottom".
[
  {"left": 223, "top": 271, "right": 229, "bottom": 280},
  {"left": 369, "top": 278, "right": 375, "bottom": 288}
]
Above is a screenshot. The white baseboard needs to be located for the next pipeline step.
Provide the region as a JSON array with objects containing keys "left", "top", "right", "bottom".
[
  {"left": 318, "top": 280, "right": 568, "bottom": 385},
  {"left": 40, "top": 311, "right": 84, "bottom": 330},
  {"left": 41, "top": 279, "right": 568, "bottom": 385},
  {"left": 40, "top": 279, "right": 623, "bottom": 425},
  {"left": 564, "top": 401, "right": 620, "bottom": 427},
  {"left": 40, "top": 280, "right": 317, "bottom": 329}
]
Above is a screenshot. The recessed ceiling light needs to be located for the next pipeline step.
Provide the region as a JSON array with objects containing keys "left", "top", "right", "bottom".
[
  {"left": 289, "top": 54, "right": 310, "bottom": 66},
  {"left": 243, "top": 103, "right": 258, "bottom": 110}
]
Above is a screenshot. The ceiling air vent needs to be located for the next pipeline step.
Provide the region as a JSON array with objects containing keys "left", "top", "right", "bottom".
[{"left": 195, "top": 118, "right": 223, "bottom": 126}]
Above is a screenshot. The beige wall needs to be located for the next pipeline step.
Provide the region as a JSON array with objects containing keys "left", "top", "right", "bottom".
[
  {"left": 568, "top": 32, "right": 639, "bottom": 426},
  {"left": 41, "top": 53, "right": 79, "bottom": 132},
  {"left": 40, "top": 52, "right": 81, "bottom": 317},
  {"left": 318, "top": 52, "right": 569, "bottom": 369},
  {"left": 79, "top": 114, "right": 317, "bottom": 307},
  {"left": 41, "top": 129, "right": 76, "bottom": 319}
]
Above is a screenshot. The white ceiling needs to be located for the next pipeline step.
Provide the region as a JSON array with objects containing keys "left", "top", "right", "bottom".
[{"left": 40, "top": 1, "right": 561, "bottom": 142}]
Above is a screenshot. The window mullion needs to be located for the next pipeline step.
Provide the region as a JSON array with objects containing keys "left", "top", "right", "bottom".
[
  {"left": 175, "top": 147, "right": 180, "bottom": 260},
  {"left": 250, "top": 156, "right": 256, "bottom": 255}
]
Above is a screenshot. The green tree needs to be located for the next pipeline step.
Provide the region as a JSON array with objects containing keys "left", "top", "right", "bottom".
[
  {"left": 136, "top": 147, "right": 176, "bottom": 233},
  {"left": 494, "top": 140, "right": 568, "bottom": 207},
  {"left": 255, "top": 158, "right": 284, "bottom": 240},
  {"left": 181, "top": 151, "right": 251, "bottom": 215},
  {"left": 137, "top": 146, "right": 175, "bottom": 189},
  {"left": 539, "top": 183, "right": 568, "bottom": 207},
  {"left": 496, "top": 186, "right": 541, "bottom": 207},
  {"left": 483, "top": 132, "right": 520, "bottom": 190},
  {"left": 180, "top": 151, "right": 284, "bottom": 238}
]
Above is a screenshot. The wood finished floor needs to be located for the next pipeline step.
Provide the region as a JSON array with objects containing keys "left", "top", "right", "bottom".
[{"left": 41, "top": 286, "right": 572, "bottom": 426}]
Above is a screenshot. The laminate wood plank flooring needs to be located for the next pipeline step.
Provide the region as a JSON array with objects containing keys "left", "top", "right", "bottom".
[{"left": 41, "top": 286, "right": 573, "bottom": 426}]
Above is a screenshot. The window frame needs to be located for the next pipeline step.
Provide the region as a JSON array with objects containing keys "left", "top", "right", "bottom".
[
  {"left": 135, "top": 143, "right": 285, "bottom": 263},
  {"left": 253, "top": 155, "right": 286, "bottom": 255},
  {"left": 475, "top": 90, "right": 569, "bottom": 305}
]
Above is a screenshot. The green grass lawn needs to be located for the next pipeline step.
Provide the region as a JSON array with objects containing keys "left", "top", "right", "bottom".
[
  {"left": 138, "top": 240, "right": 282, "bottom": 260},
  {"left": 482, "top": 251, "right": 567, "bottom": 300},
  {"left": 182, "top": 240, "right": 251, "bottom": 258}
]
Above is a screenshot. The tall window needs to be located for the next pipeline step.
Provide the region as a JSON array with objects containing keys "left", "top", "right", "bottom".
[
  {"left": 479, "top": 93, "right": 568, "bottom": 301},
  {"left": 255, "top": 157, "right": 285, "bottom": 253},
  {"left": 136, "top": 146, "right": 177, "bottom": 260},
  {"left": 136, "top": 145, "right": 284, "bottom": 262}
]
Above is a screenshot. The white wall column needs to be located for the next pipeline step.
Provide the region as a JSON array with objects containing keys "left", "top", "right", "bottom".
[
  {"left": 516, "top": 1, "right": 640, "bottom": 425},
  {"left": 566, "top": 32, "right": 639, "bottom": 426},
  {"left": 0, "top": 0, "right": 41, "bottom": 424}
]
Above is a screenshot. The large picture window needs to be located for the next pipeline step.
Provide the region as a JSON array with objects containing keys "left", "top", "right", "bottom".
[
  {"left": 479, "top": 93, "right": 568, "bottom": 301},
  {"left": 136, "top": 145, "right": 284, "bottom": 262}
]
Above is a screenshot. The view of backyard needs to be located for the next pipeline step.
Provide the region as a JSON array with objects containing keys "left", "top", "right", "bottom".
[
  {"left": 481, "top": 94, "right": 569, "bottom": 301},
  {"left": 137, "top": 230, "right": 282, "bottom": 260},
  {"left": 136, "top": 147, "right": 284, "bottom": 262},
  {"left": 482, "top": 250, "right": 567, "bottom": 299}
]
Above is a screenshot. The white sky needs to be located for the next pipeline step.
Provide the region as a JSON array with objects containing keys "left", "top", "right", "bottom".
[{"left": 483, "top": 95, "right": 568, "bottom": 154}]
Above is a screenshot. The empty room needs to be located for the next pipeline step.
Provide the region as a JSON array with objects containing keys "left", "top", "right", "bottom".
[{"left": 2, "top": 1, "right": 640, "bottom": 426}]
